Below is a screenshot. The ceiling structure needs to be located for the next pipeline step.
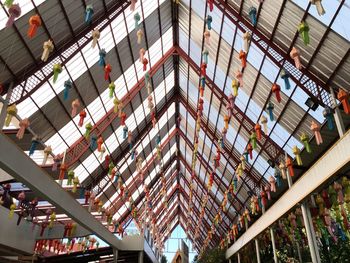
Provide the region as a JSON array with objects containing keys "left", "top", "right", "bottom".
[{"left": 1, "top": 0, "right": 350, "bottom": 256}]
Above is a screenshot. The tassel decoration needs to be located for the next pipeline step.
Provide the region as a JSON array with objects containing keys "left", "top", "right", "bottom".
[
  {"left": 16, "top": 118, "right": 29, "bottom": 139},
  {"left": 52, "top": 64, "right": 62, "bottom": 83},
  {"left": 323, "top": 106, "right": 335, "bottom": 130},
  {"left": 311, "top": 121, "right": 323, "bottom": 145},
  {"left": 104, "top": 64, "right": 112, "bottom": 80},
  {"left": 137, "top": 29, "right": 143, "bottom": 44},
  {"left": 292, "top": 146, "right": 302, "bottom": 166},
  {"left": 254, "top": 123, "right": 262, "bottom": 141},
  {"left": 134, "top": 12, "right": 141, "bottom": 29},
  {"left": 290, "top": 47, "right": 302, "bottom": 70},
  {"left": 78, "top": 110, "right": 86, "bottom": 127},
  {"left": 300, "top": 133, "right": 311, "bottom": 153},
  {"left": 71, "top": 99, "right": 80, "bottom": 117},
  {"left": 42, "top": 145, "right": 52, "bottom": 165},
  {"left": 29, "top": 136, "right": 40, "bottom": 156},
  {"left": 41, "top": 40, "right": 54, "bottom": 62},
  {"left": 85, "top": 5, "right": 94, "bottom": 24},
  {"left": 204, "top": 30, "right": 211, "bottom": 45},
  {"left": 243, "top": 32, "right": 250, "bottom": 52},
  {"left": 248, "top": 6, "right": 257, "bottom": 26},
  {"left": 337, "top": 89, "right": 350, "bottom": 115},
  {"left": 272, "top": 83, "right": 281, "bottom": 103},
  {"left": 91, "top": 29, "right": 100, "bottom": 49},
  {"left": 142, "top": 57, "right": 148, "bottom": 71},
  {"left": 260, "top": 115, "right": 268, "bottom": 134},
  {"left": 84, "top": 122, "right": 93, "bottom": 139},
  {"left": 28, "top": 15, "right": 41, "bottom": 38},
  {"left": 285, "top": 157, "right": 294, "bottom": 177},
  {"left": 310, "top": 0, "right": 325, "bottom": 16},
  {"left": 206, "top": 15, "right": 212, "bottom": 30},
  {"left": 90, "top": 134, "right": 97, "bottom": 151},
  {"left": 109, "top": 82, "right": 115, "bottom": 98},
  {"left": 6, "top": 4, "right": 21, "bottom": 27},
  {"left": 280, "top": 69, "right": 291, "bottom": 90},
  {"left": 63, "top": 80, "right": 72, "bottom": 101},
  {"left": 98, "top": 49, "right": 106, "bottom": 66},
  {"left": 298, "top": 21, "right": 310, "bottom": 46},
  {"left": 239, "top": 50, "right": 247, "bottom": 68},
  {"left": 267, "top": 101, "right": 275, "bottom": 121},
  {"left": 202, "top": 49, "right": 209, "bottom": 64}
]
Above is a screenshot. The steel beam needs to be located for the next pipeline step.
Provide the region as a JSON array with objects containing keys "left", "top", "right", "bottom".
[
  {"left": 226, "top": 129, "right": 350, "bottom": 258},
  {"left": 0, "top": 132, "right": 121, "bottom": 248}
]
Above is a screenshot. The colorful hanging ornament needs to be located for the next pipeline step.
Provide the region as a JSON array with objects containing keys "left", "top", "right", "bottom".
[
  {"left": 337, "top": 89, "right": 350, "bottom": 115},
  {"left": 28, "top": 15, "right": 41, "bottom": 38},
  {"left": 98, "top": 49, "right": 106, "bottom": 66},
  {"left": 78, "top": 110, "right": 86, "bottom": 127},
  {"left": 269, "top": 176, "right": 276, "bottom": 192},
  {"left": 99, "top": 146, "right": 106, "bottom": 160},
  {"left": 63, "top": 80, "right": 72, "bottom": 101},
  {"left": 84, "top": 122, "right": 93, "bottom": 139},
  {"left": 248, "top": 6, "right": 257, "bottom": 26},
  {"left": 134, "top": 12, "right": 141, "bottom": 29},
  {"left": 120, "top": 112, "right": 127, "bottom": 126},
  {"left": 107, "top": 82, "right": 116, "bottom": 99},
  {"left": 247, "top": 143, "right": 253, "bottom": 160},
  {"left": 71, "top": 99, "right": 80, "bottom": 117},
  {"left": 239, "top": 50, "right": 247, "bottom": 68},
  {"left": 16, "top": 118, "right": 29, "bottom": 139},
  {"left": 67, "top": 170, "right": 74, "bottom": 185},
  {"left": 300, "top": 132, "right": 311, "bottom": 153},
  {"left": 104, "top": 64, "right": 112, "bottom": 80},
  {"left": 9, "top": 203, "right": 16, "bottom": 219},
  {"left": 6, "top": 4, "right": 21, "bottom": 27},
  {"left": 292, "top": 146, "right": 302, "bottom": 166},
  {"left": 97, "top": 136, "right": 103, "bottom": 152},
  {"left": 240, "top": 155, "right": 246, "bottom": 170},
  {"left": 137, "top": 29, "right": 143, "bottom": 44},
  {"left": 280, "top": 69, "right": 291, "bottom": 90},
  {"left": 232, "top": 79, "right": 239, "bottom": 97},
  {"left": 72, "top": 176, "right": 79, "bottom": 193},
  {"left": 260, "top": 115, "right": 268, "bottom": 134},
  {"left": 29, "top": 136, "right": 40, "bottom": 156},
  {"left": 250, "top": 131, "right": 257, "bottom": 149},
  {"left": 272, "top": 83, "right": 281, "bottom": 103},
  {"left": 266, "top": 101, "right": 275, "bottom": 121},
  {"left": 130, "top": 0, "right": 137, "bottom": 11},
  {"left": 202, "top": 49, "right": 209, "bottom": 65},
  {"left": 85, "top": 5, "right": 94, "bottom": 24},
  {"left": 224, "top": 115, "right": 229, "bottom": 129},
  {"left": 207, "top": 0, "right": 214, "bottom": 12},
  {"left": 204, "top": 30, "right": 211, "bottom": 45},
  {"left": 254, "top": 123, "right": 262, "bottom": 141},
  {"left": 90, "top": 134, "right": 97, "bottom": 151},
  {"left": 275, "top": 168, "right": 282, "bottom": 187},
  {"left": 310, "top": 0, "right": 325, "bottom": 16},
  {"left": 42, "top": 145, "right": 52, "bottom": 165},
  {"left": 52, "top": 64, "right": 62, "bottom": 83},
  {"left": 285, "top": 156, "right": 294, "bottom": 177},
  {"left": 310, "top": 121, "right": 322, "bottom": 145},
  {"left": 4, "top": 0, "right": 14, "bottom": 8},
  {"left": 91, "top": 29, "right": 100, "bottom": 49},
  {"left": 323, "top": 106, "right": 335, "bottom": 130},
  {"left": 142, "top": 57, "right": 148, "bottom": 71},
  {"left": 206, "top": 15, "right": 212, "bottom": 30},
  {"left": 298, "top": 21, "right": 310, "bottom": 46},
  {"left": 243, "top": 32, "right": 250, "bottom": 52},
  {"left": 123, "top": 126, "right": 128, "bottom": 139},
  {"left": 279, "top": 162, "right": 287, "bottom": 179},
  {"left": 290, "top": 47, "right": 302, "bottom": 70},
  {"left": 41, "top": 39, "right": 54, "bottom": 62},
  {"left": 235, "top": 70, "right": 243, "bottom": 87}
]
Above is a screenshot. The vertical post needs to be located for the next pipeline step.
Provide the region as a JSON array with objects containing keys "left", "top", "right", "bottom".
[
  {"left": 330, "top": 87, "right": 345, "bottom": 137},
  {"left": 296, "top": 242, "right": 303, "bottom": 263},
  {"left": 301, "top": 203, "right": 320, "bottom": 263},
  {"left": 113, "top": 248, "right": 118, "bottom": 263},
  {"left": 138, "top": 251, "right": 144, "bottom": 263},
  {"left": 0, "top": 83, "right": 13, "bottom": 129},
  {"left": 228, "top": 259, "right": 232, "bottom": 263},
  {"left": 237, "top": 253, "right": 241, "bottom": 263},
  {"left": 255, "top": 239, "right": 261, "bottom": 263},
  {"left": 270, "top": 228, "right": 278, "bottom": 263}
]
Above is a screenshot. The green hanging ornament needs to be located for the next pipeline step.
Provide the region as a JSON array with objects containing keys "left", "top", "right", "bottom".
[
  {"left": 67, "top": 170, "right": 75, "bottom": 185},
  {"left": 298, "top": 21, "right": 310, "bottom": 46},
  {"left": 108, "top": 82, "right": 115, "bottom": 98},
  {"left": 53, "top": 64, "right": 62, "bottom": 83},
  {"left": 84, "top": 122, "right": 93, "bottom": 139},
  {"left": 300, "top": 133, "right": 311, "bottom": 153}
]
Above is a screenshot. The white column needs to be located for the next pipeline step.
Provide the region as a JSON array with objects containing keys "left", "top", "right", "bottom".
[
  {"left": 113, "top": 248, "right": 118, "bottom": 263},
  {"left": 270, "top": 228, "right": 278, "bottom": 263},
  {"left": 237, "top": 253, "right": 241, "bottom": 263},
  {"left": 138, "top": 251, "right": 144, "bottom": 263},
  {"left": 0, "top": 83, "right": 13, "bottom": 129},
  {"left": 255, "top": 239, "right": 261, "bottom": 263}
]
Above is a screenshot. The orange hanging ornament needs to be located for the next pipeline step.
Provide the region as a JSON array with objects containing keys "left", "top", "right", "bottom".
[
  {"left": 337, "top": 89, "right": 350, "bottom": 114},
  {"left": 28, "top": 15, "right": 41, "bottom": 38},
  {"left": 285, "top": 157, "right": 294, "bottom": 177},
  {"left": 239, "top": 50, "right": 247, "bottom": 68}
]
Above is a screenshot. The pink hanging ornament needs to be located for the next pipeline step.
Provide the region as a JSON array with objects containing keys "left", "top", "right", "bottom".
[
  {"left": 310, "top": 120, "right": 323, "bottom": 145},
  {"left": 290, "top": 47, "right": 302, "bottom": 70},
  {"left": 16, "top": 118, "right": 30, "bottom": 139},
  {"left": 269, "top": 176, "right": 276, "bottom": 192},
  {"left": 6, "top": 4, "right": 21, "bottom": 27},
  {"left": 142, "top": 57, "right": 148, "bottom": 71},
  {"left": 71, "top": 99, "right": 80, "bottom": 117},
  {"left": 130, "top": 0, "right": 137, "bottom": 11},
  {"left": 139, "top": 48, "right": 145, "bottom": 62},
  {"left": 204, "top": 30, "right": 211, "bottom": 45},
  {"left": 235, "top": 70, "right": 243, "bottom": 87}
]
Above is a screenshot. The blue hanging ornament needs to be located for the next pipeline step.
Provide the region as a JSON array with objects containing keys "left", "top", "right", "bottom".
[
  {"left": 79, "top": 187, "right": 85, "bottom": 199},
  {"left": 155, "top": 134, "right": 161, "bottom": 145},
  {"left": 202, "top": 49, "right": 209, "bottom": 65},
  {"left": 90, "top": 134, "right": 97, "bottom": 151},
  {"left": 134, "top": 12, "right": 140, "bottom": 29},
  {"left": 63, "top": 80, "right": 72, "bottom": 101},
  {"left": 85, "top": 5, "right": 94, "bottom": 24},
  {"left": 123, "top": 126, "right": 128, "bottom": 139},
  {"left": 274, "top": 167, "right": 282, "bottom": 188},
  {"left": 200, "top": 76, "right": 206, "bottom": 88},
  {"left": 280, "top": 69, "right": 291, "bottom": 90},
  {"left": 323, "top": 106, "right": 335, "bottom": 131},
  {"left": 248, "top": 7, "right": 257, "bottom": 26},
  {"left": 206, "top": 15, "right": 212, "bottom": 30},
  {"left": 29, "top": 136, "right": 40, "bottom": 156},
  {"left": 243, "top": 151, "right": 249, "bottom": 162},
  {"left": 98, "top": 49, "right": 106, "bottom": 67},
  {"left": 267, "top": 101, "right": 275, "bottom": 121},
  {"left": 115, "top": 170, "right": 120, "bottom": 183}
]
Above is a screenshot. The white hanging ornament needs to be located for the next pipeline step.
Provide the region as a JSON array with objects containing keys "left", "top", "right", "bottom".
[
  {"left": 91, "top": 29, "right": 100, "bottom": 49},
  {"left": 243, "top": 31, "right": 251, "bottom": 52},
  {"left": 41, "top": 39, "right": 54, "bottom": 62}
]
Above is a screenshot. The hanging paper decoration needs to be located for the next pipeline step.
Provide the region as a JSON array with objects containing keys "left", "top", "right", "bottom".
[
  {"left": 337, "top": 89, "right": 350, "bottom": 115},
  {"left": 120, "top": 111, "right": 127, "bottom": 126},
  {"left": 42, "top": 40, "right": 54, "bottom": 62},
  {"left": 240, "top": 155, "right": 246, "bottom": 170},
  {"left": 28, "top": 15, "right": 41, "bottom": 38},
  {"left": 42, "top": 145, "right": 52, "bottom": 165},
  {"left": 202, "top": 49, "right": 209, "bottom": 64},
  {"left": 139, "top": 48, "right": 145, "bottom": 63},
  {"left": 104, "top": 64, "right": 112, "bottom": 80},
  {"left": 123, "top": 126, "right": 128, "bottom": 139},
  {"left": 206, "top": 15, "right": 212, "bottom": 30},
  {"left": 4, "top": 0, "right": 14, "bottom": 8},
  {"left": 134, "top": 12, "right": 141, "bottom": 29},
  {"left": 91, "top": 29, "right": 100, "bottom": 49},
  {"left": 63, "top": 80, "right": 72, "bottom": 101},
  {"left": 99, "top": 146, "right": 106, "bottom": 160},
  {"left": 279, "top": 162, "right": 287, "bottom": 179},
  {"left": 98, "top": 49, "right": 106, "bottom": 66},
  {"left": 85, "top": 5, "right": 94, "bottom": 24},
  {"left": 84, "top": 122, "right": 93, "bottom": 139},
  {"left": 310, "top": 121, "right": 323, "bottom": 145},
  {"left": 235, "top": 70, "right": 243, "bottom": 88},
  {"left": 269, "top": 176, "right": 276, "bottom": 192},
  {"left": 72, "top": 176, "right": 79, "bottom": 193},
  {"left": 290, "top": 47, "right": 302, "bottom": 70},
  {"left": 323, "top": 106, "right": 335, "bottom": 130},
  {"left": 130, "top": 0, "right": 137, "bottom": 11},
  {"left": 29, "top": 136, "right": 40, "bottom": 156},
  {"left": 6, "top": 4, "right": 21, "bottom": 27},
  {"left": 247, "top": 143, "right": 253, "bottom": 159},
  {"left": 203, "top": 29, "right": 212, "bottom": 46},
  {"left": 250, "top": 131, "right": 257, "bottom": 149},
  {"left": 310, "top": 0, "right": 325, "bottom": 16},
  {"left": 272, "top": 83, "right": 281, "bottom": 103},
  {"left": 243, "top": 32, "right": 250, "bottom": 52},
  {"left": 90, "top": 134, "right": 97, "bottom": 151},
  {"left": 142, "top": 57, "right": 148, "bottom": 71},
  {"left": 275, "top": 168, "right": 282, "bottom": 187},
  {"left": 71, "top": 99, "right": 80, "bottom": 117},
  {"left": 97, "top": 136, "right": 104, "bottom": 152},
  {"left": 254, "top": 123, "right": 262, "bottom": 141},
  {"left": 9, "top": 204, "right": 16, "bottom": 219},
  {"left": 78, "top": 110, "right": 86, "bottom": 127},
  {"left": 266, "top": 101, "right": 275, "bottom": 121},
  {"left": 260, "top": 115, "right": 268, "bottom": 135},
  {"left": 280, "top": 69, "right": 291, "bottom": 90},
  {"left": 239, "top": 50, "right": 247, "bottom": 68},
  {"left": 67, "top": 170, "right": 74, "bottom": 185},
  {"left": 232, "top": 79, "right": 239, "bottom": 97},
  {"left": 224, "top": 115, "right": 229, "bottom": 130},
  {"left": 292, "top": 146, "right": 302, "bottom": 166},
  {"left": 137, "top": 29, "right": 143, "bottom": 44},
  {"left": 298, "top": 21, "right": 310, "bottom": 46},
  {"left": 52, "top": 64, "right": 62, "bottom": 83},
  {"left": 248, "top": 6, "right": 257, "bottom": 26},
  {"left": 16, "top": 118, "right": 29, "bottom": 139},
  {"left": 300, "top": 133, "right": 311, "bottom": 153}
]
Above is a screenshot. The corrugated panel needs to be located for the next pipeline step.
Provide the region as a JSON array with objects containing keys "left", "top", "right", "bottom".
[
  {"left": 255, "top": 0, "right": 284, "bottom": 38},
  {"left": 332, "top": 56, "right": 350, "bottom": 91}
]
